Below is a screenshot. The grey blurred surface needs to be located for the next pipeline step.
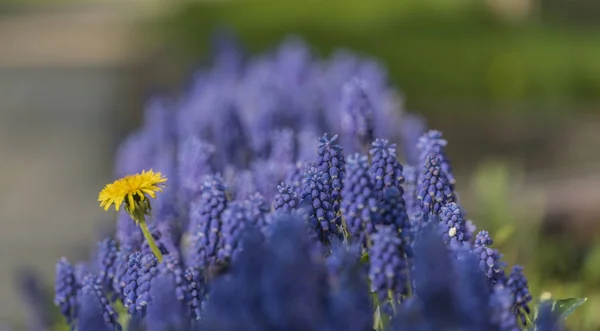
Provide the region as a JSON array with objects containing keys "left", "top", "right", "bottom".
[{"left": 0, "top": 5, "right": 135, "bottom": 325}]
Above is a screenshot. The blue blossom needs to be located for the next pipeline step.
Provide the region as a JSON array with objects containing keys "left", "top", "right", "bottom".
[
  {"left": 177, "top": 136, "right": 215, "bottom": 206},
  {"left": 244, "top": 192, "right": 270, "bottom": 229},
  {"left": 96, "top": 238, "right": 118, "bottom": 293},
  {"left": 187, "top": 174, "right": 228, "bottom": 268},
  {"left": 438, "top": 202, "right": 469, "bottom": 247},
  {"left": 340, "top": 153, "right": 377, "bottom": 246},
  {"left": 270, "top": 128, "right": 296, "bottom": 165},
  {"left": 411, "top": 224, "right": 461, "bottom": 330},
  {"left": 369, "top": 138, "right": 404, "bottom": 194},
  {"left": 316, "top": 133, "right": 345, "bottom": 218},
  {"left": 111, "top": 247, "right": 132, "bottom": 302},
  {"left": 473, "top": 231, "right": 507, "bottom": 287},
  {"left": 123, "top": 251, "right": 142, "bottom": 315},
  {"left": 399, "top": 113, "right": 427, "bottom": 166},
  {"left": 184, "top": 267, "right": 205, "bottom": 320},
  {"left": 218, "top": 201, "right": 249, "bottom": 263},
  {"left": 369, "top": 226, "right": 409, "bottom": 315},
  {"left": 273, "top": 182, "right": 299, "bottom": 213},
  {"left": 402, "top": 165, "right": 421, "bottom": 221},
  {"left": 417, "top": 153, "right": 454, "bottom": 217},
  {"left": 417, "top": 130, "right": 455, "bottom": 186},
  {"left": 135, "top": 253, "right": 159, "bottom": 315},
  {"left": 340, "top": 78, "right": 375, "bottom": 152},
  {"left": 507, "top": 265, "right": 532, "bottom": 325},
  {"left": 300, "top": 166, "right": 339, "bottom": 244},
  {"left": 232, "top": 169, "right": 257, "bottom": 201},
  {"left": 378, "top": 187, "right": 409, "bottom": 235},
  {"left": 18, "top": 269, "right": 52, "bottom": 331},
  {"left": 54, "top": 257, "right": 78, "bottom": 327},
  {"left": 77, "top": 275, "right": 122, "bottom": 331},
  {"left": 285, "top": 161, "right": 313, "bottom": 196},
  {"left": 146, "top": 267, "right": 192, "bottom": 331},
  {"left": 327, "top": 254, "right": 373, "bottom": 331},
  {"left": 489, "top": 285, "right": 520, "bottom": 331},
  {"left": 211, "top": 104, "right": 249, "bottom": 168}
]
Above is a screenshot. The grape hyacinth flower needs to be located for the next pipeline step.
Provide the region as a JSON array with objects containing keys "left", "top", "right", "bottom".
[
  {"left": 316, "top": 133, "right": 345, "bottom": 217},
  {"left": 146, "top": 268, "right": 191, "bottom": 331},
  {"left": 273, "top": 182, "right": 299, "bottom": 213},
  {"left": 340, "top": 153, "right": 377, "bottom": 247},
  {"left": 54, "top": 258, "right": 78, "bottom": 327},
  {"left": 96, "top": 238, "right": 118, "bottom": 292},
  {"left": 218, "top": 201, "right": 249, "bottom": 263},
  {"left": 327, "top": 255, "right": 373, "bottom": 331},
  {"left": 300, "top": 167, "right": 339, "bottom": 244},
  {"left": 270, "top": 128, "right": 296, "bottom": 165},
  {"left": 417, "top": 153, "right": 454, "bottom": 217},
  {"left": 244, "top": 192, "right": 270, "bottom": 229},
  {"left": 489, "top": 285, "right": 520, "bottom": 331},
  {"left": 399, "top": 113, "right": 427, "bottom": 166},
  {"left": 438, "top": 202, "right": 469, "bottom": 248},
  {"left": 187, "top": 174, "right": 228, "bottom": 268},
  {"left": 135, "top": 253, "right": 159, "bottom": 315},
  {"left": 417, "top": 130, "right": 456, "bottom": 186},
  {"left": 411, "top": 224, "right": 461, "bottom": 330},
  {"left": 177, "top": 136, "right": 215, "bottom": 206},
  {"left": 473, "top": 231, "right": 507, "bottom": 287},
  {"left": 340, "top": 78, "right": 375, "bottom": 152},
  {"left": 378, "top": 187, "right": 409, "bottom": 235},
  {"left": 369, "top": 226, "right": 409, "bottom": 314},
  {"left": 507, "top": 265, "right": 532, "bottom": 325},
  {"left": 184, "top": 267, "right": 204, "bottom": 320},
  {"left": 286, "top": 161, "right": 313, "bottom": 196},
  {"left": 111, "top": 247, "right": 132, "bottom": 302},
  {"left": 123, "top": 251, "right": 142, "bottom": 315},
  {"left": 401, "top": 165, "right": 421, "bottom": 221},
  {"left": 369, "top": 138, "right": 404, "bottom": 194},
  {"left": 77, "top": 275, "right": 122, "bottom": 331}
]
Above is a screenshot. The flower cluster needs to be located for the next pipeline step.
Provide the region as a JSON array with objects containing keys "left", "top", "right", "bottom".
[{"left": 45, "top": 35, "right": 565, "bottom": 331}]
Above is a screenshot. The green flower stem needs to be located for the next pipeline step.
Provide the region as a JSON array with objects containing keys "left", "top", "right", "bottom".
[{"left": 138, "top": 219, "right": 163, "bottom": 263}]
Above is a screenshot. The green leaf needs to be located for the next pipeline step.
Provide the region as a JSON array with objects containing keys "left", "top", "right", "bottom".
[
  {"left": 553, "top": 297, "right": 587, "bottom": 319},
  {"left": 360, "top": 252, "right": 370, "bottom": 264}
]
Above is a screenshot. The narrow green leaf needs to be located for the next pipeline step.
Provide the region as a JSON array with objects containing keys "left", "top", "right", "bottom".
[
  {"left": 360, "top": 252, "right": 370, "bottom": 264},
  {"left": 553, "top": 297, "right": 587, "bottom": 319}
]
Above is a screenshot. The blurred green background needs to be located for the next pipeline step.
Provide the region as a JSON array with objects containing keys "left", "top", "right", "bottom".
[{"left": 1, "top": 0, "right": 599, "bottom": 330}]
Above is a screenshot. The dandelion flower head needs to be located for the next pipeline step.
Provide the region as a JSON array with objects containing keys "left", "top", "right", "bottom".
[{"left": 98, "top": 169, "right": 167, "bottom": 213}]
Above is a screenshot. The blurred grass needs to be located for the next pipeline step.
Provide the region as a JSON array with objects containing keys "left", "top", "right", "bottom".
[
  {"left": 148, "top": 0, "right": 600, "bottom": 115},
  {"left": 468, "top": 160, "right": 599, "bottom": 330}
]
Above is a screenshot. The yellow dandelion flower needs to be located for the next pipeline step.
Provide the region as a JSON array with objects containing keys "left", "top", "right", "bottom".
[
  {"left": 98, "top": 169, "right": 167, "bottom": 213},
  {"left": 98, "top": 169, "right": 167, "bottom": 262}
]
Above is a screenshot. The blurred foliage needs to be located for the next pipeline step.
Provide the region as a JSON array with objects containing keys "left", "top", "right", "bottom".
[
  {"left": 148, "top": 0, "right": 600, "bottom": 115},
  {"left": 468, "top": 160, "right": 599, "bottom": 330}
]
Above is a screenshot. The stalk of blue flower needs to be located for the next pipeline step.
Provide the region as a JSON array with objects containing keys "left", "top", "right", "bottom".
[
  {"left": 489, "top": 285, "right": 520, "bottom": 331},
  {"left": 412, "top": 224, "right": 461, "bottom": 330},
  {"left": 273, "top": 182, "right": 299, "bottom": 214},
  {"left": 417, "top": 130, "right": 456, "bottom": 186},
  {"left": 472, "top": 231, "right": 507, "bottom": 288},
  {"left": 146, "top": 267, "right": 192, "bottom": 331},
  {"left": 54, "top": 257, "right": 78, "bottom": 328},
  {"left": 340, "top": 153, "right": 378, "bottom": 247},
  {"left": 187, "top": 174, "right": 228, "bottom": 269},
  {"left": 316, "top": 133, "right": 345, "bottom": 219},
  {"left": 96, "top": 238, "right": 118, "bottom": 293},
  {"left": 218, "top": 201, "right": 249, "bottom": 263},
  {"left": 417, "top": 153, "right": 454, "bottom": 217},
  {"left": 369, "top": 226, "right": 410, "bottom": 315},
  {"left": 507, "top": 265, "right": 532, "bottom": 326},
  {"left": 300, "top": 166, "right": 339, "bottom": 244},
  {"left": 369, "top": 139, "right": 404, "bottom": 195},
  {"left": 399, "top": 113, "right": 427, "bottom": 166},
  {"left": 77, "top": 275, "right": 122, "bottom": 331},
  {"left": 340, "top": 78, "right": 375, "bottom": 152}
]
